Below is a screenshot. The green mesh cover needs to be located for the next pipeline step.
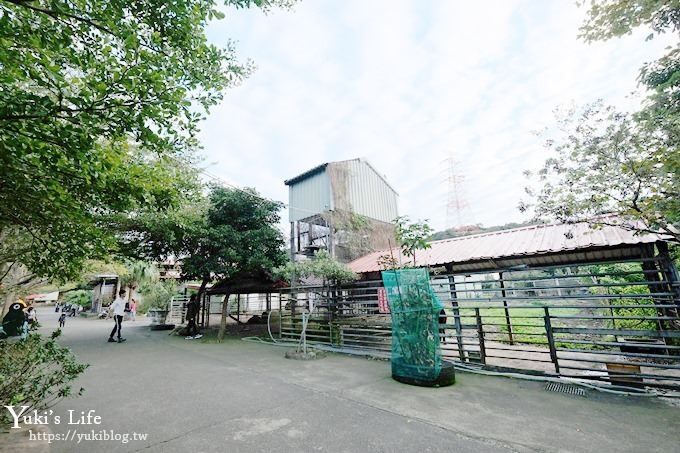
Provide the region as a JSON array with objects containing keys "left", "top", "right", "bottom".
[{"left": 382, "top": 268, "right": 444, "bottom": 381}]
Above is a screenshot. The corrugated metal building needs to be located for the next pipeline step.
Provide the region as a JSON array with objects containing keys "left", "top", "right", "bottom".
[
  {"left": 285, "top": 158, "right": 398, "bottom": 262},
  {"left": 348, "top": 220, "right": 676, "bottom": 276}
]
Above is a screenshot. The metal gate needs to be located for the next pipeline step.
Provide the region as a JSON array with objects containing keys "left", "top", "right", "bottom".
[{"left": 277, "top": 257, "right": 680, "bottom": 390}]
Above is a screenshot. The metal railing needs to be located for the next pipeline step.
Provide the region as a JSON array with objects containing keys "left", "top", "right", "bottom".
[{"left": 274, "top": 258, "right": 680, "bottom": 390}]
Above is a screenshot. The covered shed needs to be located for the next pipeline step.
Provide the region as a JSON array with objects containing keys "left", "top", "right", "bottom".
[
  {"left": 204, "top": 269, "right": 289, "bottom": 326},
  {"left": 336, "top": 220, "right": 680, "bottom": 389},
  {"left": 348, "top": 220, "right": 678, "bottom": 277},
  {"left": 88, "top": 274, "right": 119, "bottom": 313},
  {"left": 25, "top": 291, "right": 59, "bottom": 304}
]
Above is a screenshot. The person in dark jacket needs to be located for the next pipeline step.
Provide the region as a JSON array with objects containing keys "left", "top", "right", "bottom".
[{"left": 184, "top": 295, "right": 202, "bottom": 340}]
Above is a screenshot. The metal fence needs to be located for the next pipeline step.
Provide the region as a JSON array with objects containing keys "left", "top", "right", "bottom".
[{"left": 274, "top": 257, "right": 680, "bottom": 390}]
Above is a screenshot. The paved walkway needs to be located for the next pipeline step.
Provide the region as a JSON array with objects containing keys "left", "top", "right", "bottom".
[{"left": 2, "top": 306, "right": 679, "bottom": 452}]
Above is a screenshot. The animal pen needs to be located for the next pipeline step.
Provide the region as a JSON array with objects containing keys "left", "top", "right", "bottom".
[{"left": 208, "top": 222, "right": 680, "bottom": 391}]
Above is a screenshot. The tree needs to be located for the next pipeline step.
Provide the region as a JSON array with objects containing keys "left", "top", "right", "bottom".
[
  {"left": 579, "top": 1, "right": 680, "bottom": 138},
  {"left": 273, "top": 250, "right": 356, "bottom": 356},
  {"left": 522, "top": 2, "right": 680, "bottom": 240},
  {"left": 119, "top": 260, "right": 159, "bottom": 302},
  {"left": 274, "top": 250, "right": 357, "bottom": 287},
  {"left": 180, "top": 186, "right": 287, "bottom": 341},
  {"left": 109, "top": 191, "right": 209, "bottom": 262},
  {"left": 429, "top": 221, "right": 539, "bottom": 241},
  {"left": 578, "top": 1, "right": 680, "bottom": 42},
  {"left": 0, "top": 0, "right": 290, "bottom": 284},
  {"left": 521, "top": 102, "right": 679, "bottom": 240},
  {"left": 376, "top": 216, "right": 434, "bottom": 270},
  {"left": 394, "top": 216, "right": 433, "bottom": 266}
]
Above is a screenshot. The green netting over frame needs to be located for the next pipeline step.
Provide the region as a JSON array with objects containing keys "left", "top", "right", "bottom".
[{"left": 382, "top": 268, "right": 444, "bottom": 381}]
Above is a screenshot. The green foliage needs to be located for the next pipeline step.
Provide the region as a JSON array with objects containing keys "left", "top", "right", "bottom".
[
  {"left": 178, "top": 186, "right": 287, "bottom": 341},
  {"left": 522, "top": 102, "right": 679, "bottom": 240},
  {"left": 181, "top": 186, "right": 287, "bottom": 283},
  {"left": 578, "top": 0, "right": 680, "bottom": 42},
  {"left": 138, "top": 280, "right": 177, "bottom": 313},
  {"left": 608, "top": 285, "right": 657, "bottom": 330},
  {"left": 0, "top": 0, "right": 288, "bottom": 283},
  {"left": 585, "top": 262, "right": 658, "bottom": 330},
  {"left": 429, "top": 221, "right": 541, "bottom": 241},
  {"left": 64, "top": 290, "right": 91, "bottom": 308},
  {"left": 523, "top": 2, "right": 680, "bottom": 240},
  {"left": 112, "top": 196, "right": 209, "bottom": 261},
  {"left": 0, "top": 331, "right": 88, "bottom": 427},
  {"left": 338, "top": 213, "right": 369, "bottom": 232},
  {"left": 119, "top": 260, "right": 159, "bottom": 294},
  {"left": 274, "top": 249, "right": 357, "bottom": 286},
  {"left": 393, "top": 216, "right": 433, "bottom": 266}
]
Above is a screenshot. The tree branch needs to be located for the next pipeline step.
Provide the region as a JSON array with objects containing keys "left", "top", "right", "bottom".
[{"left": 4, "top": 0, "right": 115, "bottom": 36}]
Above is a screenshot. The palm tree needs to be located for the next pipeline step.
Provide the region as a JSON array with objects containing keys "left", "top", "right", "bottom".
[{"left": 119, "top": 261, "right": 159, "bottom": 302}]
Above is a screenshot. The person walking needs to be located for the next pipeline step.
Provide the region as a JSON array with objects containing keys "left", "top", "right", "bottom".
[
  {"left": 58, "top": 312, "right": 66, "bottom": 328},
  {"left": 108, "top": 289, "right": 127, "bottom": 343}
]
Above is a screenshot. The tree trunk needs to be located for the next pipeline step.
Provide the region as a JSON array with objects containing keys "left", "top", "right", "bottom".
[
  {"left": 196, "top": 275, "right": 210, "bottom": 328},
  {"left": 0, "top": 263, "right": 45, "bottom": 317},
  {"left": 218, "top": 291, "right": 230, "bottom": 342}
]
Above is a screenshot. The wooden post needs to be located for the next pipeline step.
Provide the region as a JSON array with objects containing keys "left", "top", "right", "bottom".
[
  {"left": 641, "top": 245, "right": 671, "bottom": 352},
  {"left": 544, "top": 307, "right": 560, "bottom": 373},
  {"left": 475, "top": 308, "right": 486, "bottom": 364},
  {"left": 448, "top": 275, "right": 466, "bottom": 362},
  {"left": 237, "top": 293, "right": 241, "bottom": 324},
  {"left": 499, "top": 272, "right": 514, "bottom": 345}
]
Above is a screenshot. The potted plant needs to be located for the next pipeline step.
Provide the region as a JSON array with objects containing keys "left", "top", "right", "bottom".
[{"left": 139, "top": 281, "right": 176, "bottom": 326}]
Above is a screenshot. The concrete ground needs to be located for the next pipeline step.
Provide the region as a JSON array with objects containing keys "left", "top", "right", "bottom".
[{"left": 1, "top": 306, "right": 679, "bottom": 453}]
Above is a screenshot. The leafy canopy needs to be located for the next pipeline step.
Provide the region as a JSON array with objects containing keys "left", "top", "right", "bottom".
[
  {"left": 522, "top": 1, "right": 680, "bottom": 240},
  {"left": 274, "top": 249, "right": 357, "bottom": 286},
  {"left": 522, "top": 101, "right": 679, "bottom": 239},
  {"left": 181, "top": 186, "right": 287, "bottom": 283},
  {"left": 0, "top": 0, "right": 289, "bottom": 283}
]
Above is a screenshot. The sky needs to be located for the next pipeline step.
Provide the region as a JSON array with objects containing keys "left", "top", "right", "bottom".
[{"left": 198, "top": 0, "right": 673, "bottom": 235}]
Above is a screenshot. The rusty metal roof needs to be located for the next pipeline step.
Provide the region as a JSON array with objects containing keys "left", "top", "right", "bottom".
[
  {"left": 348, "top": 220, "right": 673, "bottom": 274},
  {"left": 284, "top": 162, "right": 329, "bottom": 186}
]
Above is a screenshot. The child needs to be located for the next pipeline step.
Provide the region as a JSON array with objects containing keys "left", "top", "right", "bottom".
[{"left": 58, "top": 312, "right": 66, "bottom": 328}]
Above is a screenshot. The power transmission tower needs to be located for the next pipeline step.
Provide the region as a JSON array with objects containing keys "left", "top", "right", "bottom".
[{"left": 444, "top": 154, "right": 470, "bottom": 230}]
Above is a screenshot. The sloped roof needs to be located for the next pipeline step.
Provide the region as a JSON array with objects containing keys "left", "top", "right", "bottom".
[
  {"left": 348, "top": 220, "right": 674, "bottom": 274},
  {"left": 207, "top": 269, "right": 289, "bottom": 295},
  {"left": 26, "top": 291, "right": 59, "bottom": 301},
  {"left": 284, "top": 158, "right": 398, "bottom": 194},
  {"left": 284, "top": 162, "right": 328, "bottom": 186}
]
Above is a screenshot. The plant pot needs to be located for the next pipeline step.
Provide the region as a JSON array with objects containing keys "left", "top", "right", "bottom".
[
  {"left": 148, "top": 309, "right": 169, "bottom": 325},
  {"left": 392, "top": 360, "right": 456, "bottom": 387}
]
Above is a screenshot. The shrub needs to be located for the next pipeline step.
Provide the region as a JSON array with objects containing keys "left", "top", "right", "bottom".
[
  {"left": 0, "top": 330, "right": 88, "bottom": 427},
  {"left": 138, "top": 280, "right": 177, "bottom": 314},
  {"left": 64, "top": 289, "right": 92, "bottom": 308}
]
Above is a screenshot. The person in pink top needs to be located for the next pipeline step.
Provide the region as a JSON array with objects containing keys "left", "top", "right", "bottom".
[{"left": 129, "top": 298, "right": 138, "bottom": 321}]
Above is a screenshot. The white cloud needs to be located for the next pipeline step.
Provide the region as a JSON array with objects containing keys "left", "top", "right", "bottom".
[{"left": 199, "top": 0, "right": 675, "bottom": 235}]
